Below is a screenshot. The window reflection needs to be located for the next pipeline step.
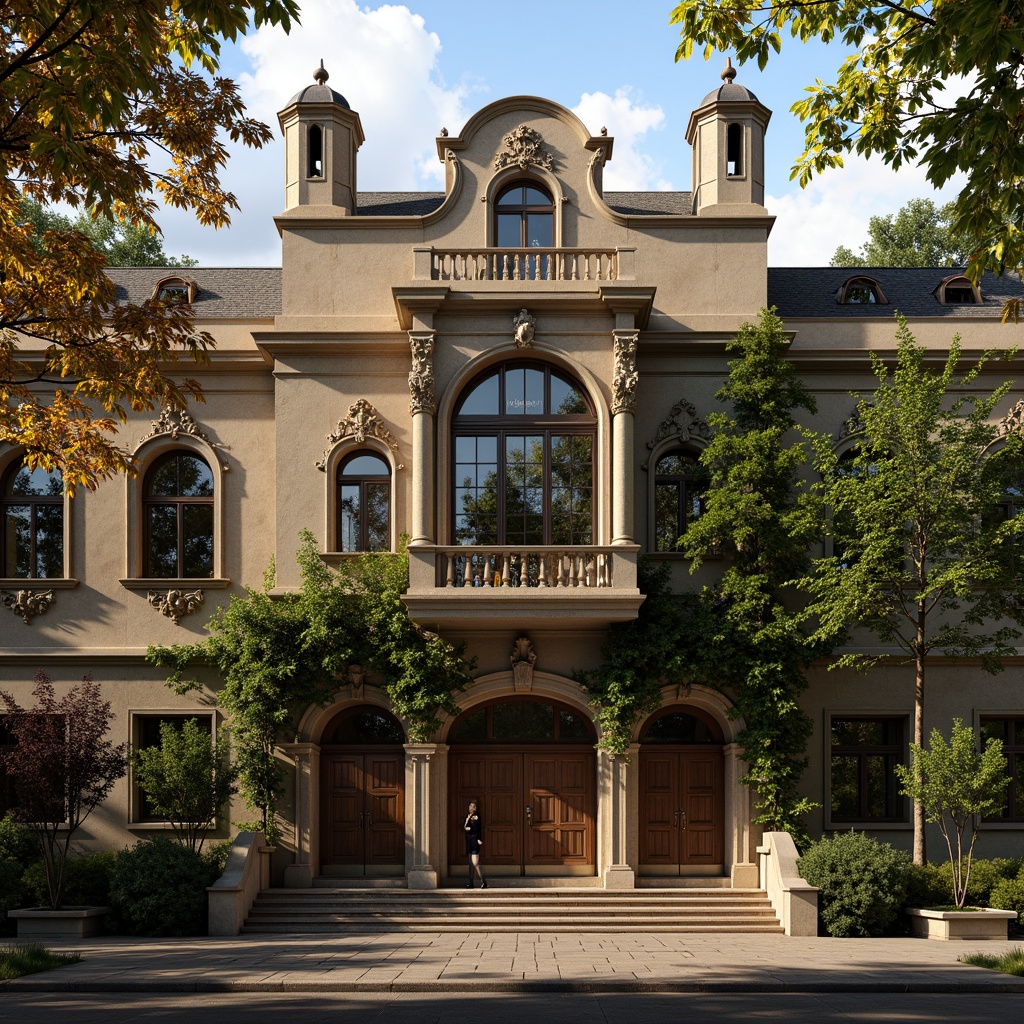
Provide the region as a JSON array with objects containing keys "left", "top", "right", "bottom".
[{"left": 2, "top": 461, "right": 64, "bottom": 578}]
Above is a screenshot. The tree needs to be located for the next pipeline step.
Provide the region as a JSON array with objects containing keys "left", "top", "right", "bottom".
[
  {"left": 804, "top": 318, "right": 1024, "bottom": 863},
  {"left": 895, "top": 720, "right": 1009, "bottom": 908},
  {"left": 1, "top": 2, "right": 299, "bottom": 492},
  {"left": 0, "top": 671, "right": 128, "bottom": 909},
  {"left": 669, "top": 1, "right": 1024, "bottom": 300},
  {"left": 133, "top": 718, "right": 238, "bottom": 853},
  {"left": 831, "top": 199, "right": 973, "bottom": 268},
  {"left": 682, "top": 307, "right": 831, "bottom": 839}
]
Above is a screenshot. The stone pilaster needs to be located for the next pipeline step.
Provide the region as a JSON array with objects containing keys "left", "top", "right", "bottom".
[
  {"left": 724, "top": 740, "right": 758, "bottom": 885},
  {"left": 279, "top": 742, "right": 320, "bottom": 888},
  {"left": 611, "top": 330, "right": 638, "bottom": 545},
  {"left": 600, "top": 743, "right": 638, "bottom": 889},
  {"left": 408, "top": 331, "right": 436, "bottom": 546},
  {"left": 405, "top": 742, "right": 446, "bottom": 888}
]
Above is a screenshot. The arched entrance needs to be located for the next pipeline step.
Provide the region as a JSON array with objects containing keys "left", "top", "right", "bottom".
[
  {"left": 319, "top": 705, "right": 405, "bottom": 877},
  {"left": 448, "top": 697, "right": 596, "bottom": 876},
  {"left": 638, "top": 707, "right": 725, "bottom": 876}
]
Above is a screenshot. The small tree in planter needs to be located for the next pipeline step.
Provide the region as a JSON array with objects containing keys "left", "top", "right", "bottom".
[
  {"left": 0, "top": 671, "right": 128, "bottom": 909},
  {"left": 895, "top": 719, "right": 1008, "bottom": 909}
]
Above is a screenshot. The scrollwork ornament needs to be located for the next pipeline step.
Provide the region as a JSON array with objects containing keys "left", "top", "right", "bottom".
[
  {"left": 1, "top": 589, "right": 55, "bottom": 624},
  {"left": 998, "top": 399, "right": 1024, "bottom": 438},
  {"left": 494, "top": 124, "right": 555, "bottom": 172},
  {"left": 513, "top": 309, "right": 536, "bottom": 349},
  {"left": 148, "top": 588, "right": 204, "bottom": 625},
  {"left": 645, "top": 398, "right": 711, "bottom": 450},
  {"left": 837, "top": 403, "right": 869, "bottom": 440},
  {"left": 510, "top": 635, "right": 537, "bottom": 692},
  {"left": 611, "top": 332, "right": 639, "bottom": 415},
  {"left": 138, "top": 407, "right": 229, "bottom": 468},
  {"left": 408, "top": 332, "right": 436, "bottom": 415},
  {"left": 315, "top": 399, "right": 403, "bottom": 471}
]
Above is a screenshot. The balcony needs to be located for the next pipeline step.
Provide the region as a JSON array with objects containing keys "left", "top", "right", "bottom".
[
  {"left": 403, "top": 544, "right": 643, "bottom": 630},
  {"left": 411, "top": 246, "right": 636, "bottom": 284}
]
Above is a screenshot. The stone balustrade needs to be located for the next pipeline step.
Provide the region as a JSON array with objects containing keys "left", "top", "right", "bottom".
[
  {"left": 437, "top": 546, "right": 617, "bottom": 589},
  {"left": 429, "top": 247, "right": 619, "bottom": 282}
]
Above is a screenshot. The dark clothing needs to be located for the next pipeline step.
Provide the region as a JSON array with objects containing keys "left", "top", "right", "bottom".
[{"left": 464, "top": 813, "right": 482, "bottom": 855}]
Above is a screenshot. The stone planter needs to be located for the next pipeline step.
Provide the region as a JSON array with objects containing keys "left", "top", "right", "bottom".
[
  {"left": 8, "top": 906, "right": 107, "bottom": 940},
  {"left": 907, "top": 907, "right": 1017, "bottom": 941}
]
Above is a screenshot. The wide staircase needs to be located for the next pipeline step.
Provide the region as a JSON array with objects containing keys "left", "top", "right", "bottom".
[{"left": 241, "top": 884, "right": 783, "bottom": 934}]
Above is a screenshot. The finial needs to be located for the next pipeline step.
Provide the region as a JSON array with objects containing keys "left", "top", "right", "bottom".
[
  {"left": 721, "top": 57, "right": 737, "bottom": 84},
  {"left": 313, "top": 59, "right": 329, "bottom": 86},
  {"left": 600, "top": 126, "right": 608, "bottom": 136},
  {"left": 440, "top": 127, "right": 448, "bottom": 137}
]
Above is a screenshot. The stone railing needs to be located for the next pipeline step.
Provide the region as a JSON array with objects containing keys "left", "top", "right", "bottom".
[
  {"left": 436, "top": 546, "right": 618, "bottom": 589},
  {"left": 757, "top": 831, "right": 819, "bottom": 937},
  {"left": 419, "top": 247, "right": 628, "bottom": 283},
  {"left": 208, "top": 831, "right": 273, "bottom": 937}
]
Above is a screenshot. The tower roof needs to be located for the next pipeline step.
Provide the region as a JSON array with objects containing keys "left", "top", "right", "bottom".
[
  {"left": 287, "top": 61, "right": 351, "bottom": 109},
  {"left": 699, "top": 58, "right": 760, "bottom": 106}
]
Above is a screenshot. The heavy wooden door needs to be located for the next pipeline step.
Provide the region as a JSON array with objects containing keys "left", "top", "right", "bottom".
[
  {"left": 639, "top": 749, "right": 724, "bottom": 873},
  {"left": 321, "top": 750, "right": 404, "bottom": 873},
  {"left": 524, "top": 753, "right": 592, "bottom": 866},
  {"left": 451, "top": 752, "right": 522, "bottom": 867}
]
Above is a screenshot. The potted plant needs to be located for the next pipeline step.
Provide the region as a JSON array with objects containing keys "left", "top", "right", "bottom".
[
  {"left": 0, "top": 671, "right": 128, "bottom": 938},
  {"left": 895, "top": 719, "right": 1016, "bottom": 940}
]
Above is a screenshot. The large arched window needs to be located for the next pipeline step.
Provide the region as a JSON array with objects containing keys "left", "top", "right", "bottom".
[
  {"left": 143, "top": 451, "right": 214, "bottom": 577},
  {"left": 653, "top": 449, "right": 705, "bottom": 552},
  {"left": 1, "top": 460, "right": 63, "bottom": 577},
  {"left": 494, "top": 182, "right": 554, "bottom": 249},
  {"left": 452, "top": 362, "right": 595, "bottom": 547},
  {"left": 337, "top": 451, "right": 390, "bottom": 552}
]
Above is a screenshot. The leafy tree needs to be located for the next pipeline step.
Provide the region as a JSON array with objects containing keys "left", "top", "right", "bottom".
[
  {"left": 0, "top": 671, "right": 128, "bottom": 908},
  {"left": 133, "top": 718, "right": 238, "bottom": 853},
  {"left": 669, "top": 1, "right": 1024, "bottom": 299},
  {"left": 832, "top": 199, "right": 973, "bottom": 268},
  {"left": 894, "top": 720, "right": 1009, "bottom": 908},
  {"left": 804, "top": 318, "right": 1024, "bottom": 863},
  {"left": 1, "top": 1, "right": 299, "bottom": 491}
]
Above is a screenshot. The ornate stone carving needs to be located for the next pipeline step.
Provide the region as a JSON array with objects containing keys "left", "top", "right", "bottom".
[
  {"left": 513, "top": 309, "right": 536, "bottom": 349},
  {"left": 347, "top": 664, "right": 366, "bottom": 699},
  {"left": 510, "top": 635, "right": 537, "bottom": 692},
  {"left": 315, "top": 399, "right": 402, "bottom": 471},
  {"left": 148, "top": 588, "right": 204, "bottom": 625},
  {"left": 138, "top": 407, "right": 228, "bottom": 468},
  {"left": 611, "top": 332, "right": 639, "bottom": 415},
  {"left": 408, "top": 332, "right": 436, "bottom": 415},
  {"left": 838, "top": 404, "right": 870, "bottom": 439},
  {"left": 2, "top": 588, "right": 55, "bottom": 624},
  {"left": 590, "top": 146, "right": 606, "bottom": 170},
  {"left": 998, "top": 399, "right": 1024, "bottom": 437},
  {"left": 494, "top": 124, "right": 555, "bottom": 172},
  {"left": 645, "top": 398, "right": 711, "bottom": 450}
]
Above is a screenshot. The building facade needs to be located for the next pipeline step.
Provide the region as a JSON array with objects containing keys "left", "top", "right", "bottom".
[{"left": 3, "top": 64, "right": 1023, "bottom": 888}]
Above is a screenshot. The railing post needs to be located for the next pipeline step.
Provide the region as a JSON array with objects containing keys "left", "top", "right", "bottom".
[
  {"left": 537, "top": 553, "right": 548, "bottom": 587},
  {"left": 413, "top": 247, "right": 434, "bottom": 281}
]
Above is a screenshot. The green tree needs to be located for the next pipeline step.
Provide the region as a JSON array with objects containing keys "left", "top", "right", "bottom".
[
  {"left": 670, "top": 1, "right": 1024, "bottom": 298},
  {"left": 682, "top": 307, "right": 830, "bottom": 839},
  {"left": 804, "top": 318, "right": 1024, "bottom": 863},
  {"left": 832, "top": 199, "right": 973, "bottom": 268},
  {"left": 894, "top": 720, "right": 1009, "bottom": 908},
  {"left": 133, "top": 718, "right": 238, "bottom": 853},
  {"left": 1, "top": 1, "right": 298, "bottom": 491}
]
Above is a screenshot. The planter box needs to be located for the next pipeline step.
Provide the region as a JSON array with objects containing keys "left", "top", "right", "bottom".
[
  {"left": 907, "top": 907, "right": 1017, "bottom": 941},
  {"left": 8, "top": 906, "right": 107, "bottom": 940}
]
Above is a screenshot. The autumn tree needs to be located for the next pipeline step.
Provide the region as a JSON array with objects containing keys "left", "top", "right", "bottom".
[
  {"left": 670, "top": 1, "right": 1024, "bottom": 299},
  {"left": 1, "top": 2, "right": 299, "bottom": 492}
]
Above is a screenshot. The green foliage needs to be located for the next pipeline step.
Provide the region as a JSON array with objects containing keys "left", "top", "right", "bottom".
[
  {"left": 959, "top": 948, "right": 1024, "bottom": 977},
  {"left": 109, "top": 838, "right": 220, "bottom": 937},
  {"left": 0, "top": 858, "right": 25, "bottom": 932},
  {"left": 0, "top": 814, "right": 36, "bottom": 869},
  {"left": 0, "top": 815, "right": 36, "bottom": 931},
  {"left": 0, "top": 944, "right": 81, "bottom": 980},
  {"left": 895, "top": 720, "right": 1009, "bottom": 907},
  {"left": 991, "top": 875, "right": 1024, "bottom": 924},
  {"left": 21, "top": 850, "right": 118, "bottom": 910},
  {"left": 133, "top": 719, "right": 238, "bottom": 853},
  {"left": 669, "top": 1, "right": 1024, "bottom": 291},
  {"left": 798, "top": 831, "right": 912, "bottom": 937},
  {"left": 831, "top": 198, "right": 973, "bottom": 268}
]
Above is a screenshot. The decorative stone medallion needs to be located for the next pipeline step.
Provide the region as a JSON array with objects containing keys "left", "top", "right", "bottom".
[
  {"left": 316, "top": 400, "right": 402, "bottom": 471},
  {"left": 494, "top": 124, "right": 555, "bottom": 172},
  {"left": 148, "top": 588, "right": 204, "bottom": 625},
  {"left": 1, "top": 589, "right": 55, "bottom": 624},
  {"left": 513, "top": 309, "right": 536, "bottom": 349}
]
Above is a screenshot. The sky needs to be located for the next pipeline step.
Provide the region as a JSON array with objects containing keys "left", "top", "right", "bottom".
[{"left": 155, "top": 0, "right": 964, "bottom": 268}]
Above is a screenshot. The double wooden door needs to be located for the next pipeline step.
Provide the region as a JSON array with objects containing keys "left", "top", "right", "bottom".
[
  {"left": 639, "top": 748, "right": 724, "bottom": 873},
  {"left": 321, "top": 749, "right": 404, "bottom": 874},
  {"left": 449, "top": 749, "right": 595, "bottom": 874}
]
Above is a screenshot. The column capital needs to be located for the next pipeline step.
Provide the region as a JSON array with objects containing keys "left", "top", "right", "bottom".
[
  {"left": 611, "top": 330, "right": 639, "bottom": 415},
  {"left": 408, "top": 330, "right": 436, "bottom": 415}
]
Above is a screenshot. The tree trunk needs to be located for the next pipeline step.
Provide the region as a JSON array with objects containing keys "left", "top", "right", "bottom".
[{"left": 913, "top": 622, "right": 926, "bottom": 865}]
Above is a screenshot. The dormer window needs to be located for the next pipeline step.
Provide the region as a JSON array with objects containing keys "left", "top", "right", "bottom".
[
  {"left": 726, "top": 123, "right": 743, "bottom": 177},
  {"left": 839, "top": 277, "right": 887, "bottom": 305},
  {"left": 152, "top": 276, "right": 196, "bottom": 304},
  {"left": 938, "top": 275, "right": 980, "bottom": 304},
  {"left": 494, "top": 182, "right": 554, "bottom": 248}
]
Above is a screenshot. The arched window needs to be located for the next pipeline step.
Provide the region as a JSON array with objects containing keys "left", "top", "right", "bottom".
[
  {"left": 640, "top": 709, "right": 723, "bottom": 744},
  {"left": 839, "top": 276, "right": 887, "bottom": 305},
  {"left": 308, "top": 124, "right": 323, "bottom": 177},
  {"left": 452, "top": 362, "right": 595, "bottom": 547},
  {"left": 653, "top": 449, "right": 705, "bottom": 552},
  {"left": 494, "top": 182, "right": 554, "bottom": 249},
  {"left": 726, "top": 123, "right": 743, "bottom": 176},
  {"left": 337, "top": 451, "right": 391, "bottom": 552},
  {"left": 143, "top": 451, "right": 214, "bottom": 577},
  {"left": 937, "top": 275, "right": 981, "bottom": 304},
  {"left": 1, "top": 460, "right": 63, "bottom": 578},
  {"left": 450, "top": 698, "right": 595, "bottom": 744}
]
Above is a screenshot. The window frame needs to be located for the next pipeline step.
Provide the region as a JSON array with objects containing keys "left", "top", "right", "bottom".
[
  {"left": 142, "top": 450, "right": 215, "bottom": 579},
  {"left": 323, "top": 440, "right": 397, "bottom": 556},
  {"left": 0, "top": 456, "right": 67, "bottom": 580},
  {"left": 335, "top": 450, "right": 392, "bottom": 553},
  {"left": 493, "top": 180, "right": 555, "bottom": 249},
  {"left": 485, "top": 169, "right": 562, "bottom": 248},
  {"left": 979, "top": 714, "right": 1024, "bottom": 825},
  {"left": 838, "top": 276, "right": 888, "bottom": 306},
  {"left": 649, "top": 446, "right": 706, "bottom": 554},
  {"left": 937, "top": 275, "right": 982, "bottom": 305}
]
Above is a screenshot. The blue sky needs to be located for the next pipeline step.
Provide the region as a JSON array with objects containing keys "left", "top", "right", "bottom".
[{"left": 157, "top": 1, "right": 962, "bottom": 267}]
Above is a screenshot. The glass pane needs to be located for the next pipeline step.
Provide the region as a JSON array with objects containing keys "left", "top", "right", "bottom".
[
  {"left": 642, "top": 713, "right": 716, "bottom": 744},
  {"left": 7, "top": 465, "right": 62, "bottom": 497},
  {"left": 454, "top": 709, "right": 487, "bottom": 742},
  {"left": 3, "top": 506, "right": 31, "bottom": 576},
  {"left": 1014, "top": 720, "right": 1024, "bottom": 746},
  {"left": 505, "top": 368, "right": 526, "bottom": 414},
  {"left": 366, "top": 482, "right": 389, "bottom": 551},
  {"left": 339, "top": 483, "right": 360, "bottom": 551},
  {"left": 33, "top": 504, "right": 63, "bottom": 577},
  {"left": 340, "top": 454, "right": 389, "bottom": 477},
  {"left": 331, "top": 710, "right": 404, "bottom": 744},
  {"left": 524, "top": 368, "right": 544, "bottom": 414},
  {"left": 147, "top": 505, "right": 178, "bottom": 577},
  {"left": 458, "top": 374, "right": 500, "bottom": 416},
  {"left": 831, "top": 719, "right": 896, "bottom": 747},
  {"left": 830, "top": 755, "right": 859, "bottom": 818},
  {"left": 526, "top": 213, "right": 552, "bottom": 248},
  {"left": 496, "top": 187, "right": 524, "bottom": 207},
  {"left": 865, "top": 754, "right": 898, "bottom": 818},
  {"left": 524, "top": 187, "right": 551, "bottom": 205},
  {"left": 656, "top": 452, "right": 697, "bottom": 476},
  {"left": 655, "top": 482, "right": 681, "bottom": 552},
  {"left": 559, "top": 710, "right": 590, "bottom": 741},
  {"left": 182, "top": 504, "right": 213, "bottom": 577},
  {"left": 550, "top": 375, "right": 588, "bottom": 415},
  {"left": 147, "top": 454, "right": 213, "bottom": 497},
  {"left": 981, "top": 719, "right": 1007, "bottom": 746},
  {"left": 477, "top": 436, "right": 498, "bottom": 462},
  {"left": 492, "top": 702, "right": 554, "bottom": 741},
  {"left": 496, "top": 214, "right": 520, "bottom": 248}
]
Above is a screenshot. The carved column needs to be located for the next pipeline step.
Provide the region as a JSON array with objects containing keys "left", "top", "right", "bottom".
[
  {"left": 611, "top": 330, "right": 639, "bottom": 546},
  {"left": 280, "top": 742, "right": 320, "bottom": 888},
  {"left": 724, "top": 740, "right": 758, "bottom": 887},
  {"left": 408, "top": 331, "right": 436, "bottom": 547},
  {"left": 600, "top": 743, "right": 637, "bottom": 889},
  {"left": 405, "top": 742, "right": 445, "bottom": 889}
]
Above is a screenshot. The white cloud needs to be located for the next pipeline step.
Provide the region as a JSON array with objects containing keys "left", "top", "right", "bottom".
[{"left": 572, "top": 89, "right": 671, "bottom": 191}]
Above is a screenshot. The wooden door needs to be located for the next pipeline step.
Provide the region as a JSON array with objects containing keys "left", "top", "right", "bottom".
[
  {"left": 524, "top": 753, "right": 593, "bottom": 866},
  {"left": 450, "top": 752, "right": 522, "bottom": 867}
]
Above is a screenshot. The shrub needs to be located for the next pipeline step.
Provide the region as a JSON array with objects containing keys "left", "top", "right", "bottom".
[
  {"left": 21, "top": 851, "right": 119, "bottom": 910},
  {"left": 991, "top": 875, "right": 1024, "bottom": 925},
  {"left": 0, "top": 857, "right": 26, "bottom": 933},
  {"left": 109, "top": 838, "right": 219, "bottom": 936},
  {"left": 799, "top": 831, "right": 911, "bottom": 937},
  {"left": 905, "top": 861, "right": 948, "bottom": 911},
  {"left": 0, "top": 815, "right": 36, "bottom": 869}
]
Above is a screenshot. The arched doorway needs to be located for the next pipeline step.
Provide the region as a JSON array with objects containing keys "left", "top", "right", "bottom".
[
  {"left": 448, "top": 697, "right": 596, "bottom": 876},
  {"left": 319, "top": 705, "right": 405, "bottom": 877},
  {"left": 638, "top": 707, "right": 725, "bottom": 876}
]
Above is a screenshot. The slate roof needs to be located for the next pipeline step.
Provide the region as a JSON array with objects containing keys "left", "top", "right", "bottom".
[
  {"left": 354, "top": 191, "right": 694, "bottom": 217},
  {"left": 768, "top": 267, "right": 1024, "bottom": 318},
  {"left": 605, "top": 192, "right": 693, "bottom": 216},
  {"left": 106, "top": 267, "right": 282, "bottom": 318}
]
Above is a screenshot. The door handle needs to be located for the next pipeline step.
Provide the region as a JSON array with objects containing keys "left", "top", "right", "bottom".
[
  {"left": 366, "top": 811, "right": 373, "bottom": 827},
  {"left": 525, "top": 804, "right": 533, "bottom": 826},
  {"left": 675, "top": 808, "right": 686, "bottom": 829},
  {"left": 358, "top": 810, "right": 364, "bottom": 827}
]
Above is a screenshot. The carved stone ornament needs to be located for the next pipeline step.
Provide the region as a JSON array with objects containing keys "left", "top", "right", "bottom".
[
  {"left": 590, "top": 146, "right": 606, "bottom": 170},
  {"left": 494, "top": 124, "right": 555, "bottom": 172},
  {"left": 513, "top": 309, "right": 536, "bottom": 349},
  {"left": 645, "top": 398, "right": 711, "bottom": 451},
  {"left": 837, "top": 403, "right": 870, "bottom": 440},
  {"left": 408, "top": 332, "right": 436, "bottom": 415},
  {"left": 510, "top": 635, "right": 537, "bottom": 692},
  {"left": 316, "top": 399, "right": 403, "bottom": 471},
  {"left": 347, "top": 663, "right": 366, "bottom": 699},
  {"left": 997, "top": 399, "right": 1024, "bottom": 438},
  {"left": 611, "top": 332, "right": 639, "bottom": 415},
  {"left": 2, "top": 588, "right": 55, "bottom": 624},
  {"left": 138, "top": 407, "right": 228, "bottom": 468},
  {"left": 148, "top": 588, "right": 204, "bottom": 625}
]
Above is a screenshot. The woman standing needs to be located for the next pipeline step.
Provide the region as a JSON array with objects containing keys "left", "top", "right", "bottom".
[{"left": 464, "top": 800, "right": 487, "bottom": 889}]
